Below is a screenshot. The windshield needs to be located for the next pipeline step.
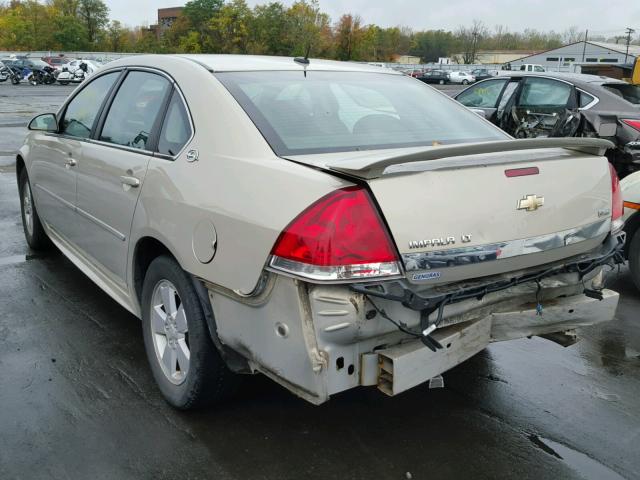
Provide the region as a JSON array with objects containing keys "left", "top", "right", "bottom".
[
  {"left": 216, "top": 71, "right": 506, "bottom": 156},
  {"left": 603, "top": 83, "right": 640, "bottom": 105}
]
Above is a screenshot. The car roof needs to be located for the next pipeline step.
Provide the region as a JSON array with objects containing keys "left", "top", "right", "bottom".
[
  {"left": 112, "top": 54, "right": 402, "bottom": 74},
  {"left": 498, "top": 71, "right": 627, "bottom": 88}
]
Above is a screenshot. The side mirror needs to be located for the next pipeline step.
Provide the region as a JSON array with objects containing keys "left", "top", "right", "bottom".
[{"left": 28, "top": 113, "right": 58, "bottom": 132}]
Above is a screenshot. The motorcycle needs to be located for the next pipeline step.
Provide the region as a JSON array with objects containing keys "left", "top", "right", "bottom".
[
  {"left": 27, "top": 65, "right": 56, "bottom": 86},
  {"left": 9, "top": 66, "right": 22, "bottom": 84},
  {"left": 57, "top": 61, "right": 89, "bottom": 85}
]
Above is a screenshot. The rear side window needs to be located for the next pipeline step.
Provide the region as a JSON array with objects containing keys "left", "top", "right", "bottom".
[
  {"left": 61, "top": 72, "right": 119, "bottom": 138},
  {"left": 456, "top": 79, "right": 508, "bottom": 108},
  {"left": 519, "top": 78, "right": 571, "bottom": 107},
  {"left": 157, "top": 91, "right": 192, "bottom": 156},
  {"left": 100, "top": 71, "right": 171, "bottom": 151},
  {"left": 578, "top": 91, "right": 596, "bottom": 108}
]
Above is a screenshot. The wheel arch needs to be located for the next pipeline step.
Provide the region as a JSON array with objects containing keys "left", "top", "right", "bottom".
[
  {"left": 15, "top": 154, "right": 25, "bottom": 186},
  {"left": 623, "top": 210, "right": 640, "bottom": 259},
  {"left": 131, "top": 235, "right": 249, "bottom": 372}
]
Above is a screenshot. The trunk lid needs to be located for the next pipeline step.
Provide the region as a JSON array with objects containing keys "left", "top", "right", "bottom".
[{"left": 286, "top": 139, "right": 614, "bottom": 285}]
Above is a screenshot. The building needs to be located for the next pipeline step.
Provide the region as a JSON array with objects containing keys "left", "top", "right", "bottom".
[
  {"left": 158, "top": 7, "right": 183, "bottom": 32},
  {"left": 508, "top": 41, "right": 640, "bottom": 72},
  {"left": 474, "top": 50, "right": 540, "bottom": 65},
  {"left": 392, "top": 55, "right": 421, "bottom": 64}
]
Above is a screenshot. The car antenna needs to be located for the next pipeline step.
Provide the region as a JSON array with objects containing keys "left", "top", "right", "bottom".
[{"left": 294, "top": 43, "right": 312, "bottom": 76}]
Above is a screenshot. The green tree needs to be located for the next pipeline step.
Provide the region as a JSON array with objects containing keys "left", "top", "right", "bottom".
[
  {"left": 77, "top": 0, "right": 109, "bottom": 45},
  {"left": 206, "top": 0, "right": 253, "bottom": 53},
  {"left": 51, "top": 14, "right": 88, "bottom": 50},
  {"left": 183, "top": 0, "right": 222, "bottom": 35},
  {"left": 250, "top": 2, "right": 288, "bottom": 55}
]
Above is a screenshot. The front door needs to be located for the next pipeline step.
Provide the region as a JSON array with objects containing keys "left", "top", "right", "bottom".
[
  {"left": 73, "top": 70, "right": 172, "bottom": 285},
  {"left": 455, "top": 78, "right": 509, "bottom": 122},
  {"left": 29, "top": 71, "right": 120, "bottom": 242}
]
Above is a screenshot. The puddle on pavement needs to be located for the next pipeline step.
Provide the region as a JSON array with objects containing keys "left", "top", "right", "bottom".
[
  {"left": 527, "top": 434, "right": 626, "bottom": 480},
  {"left": 0, "top": 253, "right": 47, "bottom": 267}
]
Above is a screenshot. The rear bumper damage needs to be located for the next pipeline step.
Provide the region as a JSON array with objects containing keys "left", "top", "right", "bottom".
[{"left": 206, "top": 232, "right": 624, "bottom": 404}]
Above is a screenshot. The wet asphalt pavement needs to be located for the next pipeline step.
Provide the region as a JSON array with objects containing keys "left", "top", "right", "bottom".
[{"left": 1, "top": 83, "right": 639, "bottom": 480}]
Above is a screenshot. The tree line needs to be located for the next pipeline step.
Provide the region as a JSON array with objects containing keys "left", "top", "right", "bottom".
[{"left": 1, "top": 0, "right": 638, "bottom": 62}]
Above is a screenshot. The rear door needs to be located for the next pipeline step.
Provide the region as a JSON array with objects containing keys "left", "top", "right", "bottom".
[
  {"left": 72, "top": 70, "right": 172, "bottom": 285},
  {"left": 510, "top": 77, "right": 578, "bottom": 138}
]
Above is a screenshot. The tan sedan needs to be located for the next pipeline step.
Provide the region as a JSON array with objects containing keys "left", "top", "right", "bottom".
[{"left": 17, "top": 55, "right": 625, "bottom": 408}]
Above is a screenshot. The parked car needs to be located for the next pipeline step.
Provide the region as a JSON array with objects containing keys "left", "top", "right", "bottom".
[
  {"left": 0, "top": 60, "right": 8, "bottom": 82},
  {"left": 18, "top": 55, "right": 624, "bottom": 409},
  {"left": 42, "top": 56, "right": 72, "bottom": 70},
  {"left": 448, "top": 71, "right": 476, "bottom": 85},
  {"left": 470, "top": 68, "right": 495, "bottom": 81},
  {"left": 518, "top": 64, "right": 546, "bottom": 72},
  {"left": 620, "top": 172, "right": 640, "bottom": 290},
  {"left": 418, "top": 69, "right": 450, "bottom": 84},
  {"left": 454, "top": 73, "right": 640, "bottom": 178},
  {"left": 402, "top": 68, "right": 424, "bottom": 78}
]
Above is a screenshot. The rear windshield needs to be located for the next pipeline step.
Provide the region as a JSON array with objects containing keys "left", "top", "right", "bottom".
[
  {"left": 216, "top": 71, "right": 506, "bottom": 156},
  {"left": 603, "top": 83, "right": 640, "bottom": 105}
]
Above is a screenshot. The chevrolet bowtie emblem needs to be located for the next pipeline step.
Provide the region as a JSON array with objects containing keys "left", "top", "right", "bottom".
[{"left": 517, "top": 194, "right": 544, "bottom": 211}]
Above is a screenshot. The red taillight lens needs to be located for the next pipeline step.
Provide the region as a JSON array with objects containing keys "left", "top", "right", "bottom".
[
  {"left": 270, "top": 186, "right": 400, "bottom": 281},
  {"left": 609, "top": 163, "right": 623, "bottom": 222},
  {"left": 622, "top": 119, "right": 640, "bottom": 132}
]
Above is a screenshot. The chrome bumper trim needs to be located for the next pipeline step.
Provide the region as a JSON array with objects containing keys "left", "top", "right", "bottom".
[{"left": 402, "top": 219, "right": 610, "bottom": 272}]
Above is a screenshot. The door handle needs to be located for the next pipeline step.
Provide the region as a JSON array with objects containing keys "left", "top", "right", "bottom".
[
  {"left": 65, "top": 158, "right": 77, "bottom": 168},
  {"left": 120, "top": 176, "right": 140, "bottom": 188}
]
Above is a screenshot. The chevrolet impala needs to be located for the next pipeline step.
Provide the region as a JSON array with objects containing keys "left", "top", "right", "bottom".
[{"left": 17, "top": 55, "right": 625, "bottom": 408}]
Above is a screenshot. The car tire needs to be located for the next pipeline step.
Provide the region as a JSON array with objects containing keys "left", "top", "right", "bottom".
[
  {"left": 628, "top": 231, "right": 640, "bottom": 292},
  {"left": 59, "top": 81, "right": 69, "bottom": 86},
  {"left": 462, "top": 79, "right": 469, "bottom": 85},
  {"left": 141, "top": 255, "right": 238, "bottom": 409},
  {"left": 18, "top": 169, "right": 51, "bottom": 250},
  {"left": 439, "top": 79, "right": 445, "bottom": 85}
]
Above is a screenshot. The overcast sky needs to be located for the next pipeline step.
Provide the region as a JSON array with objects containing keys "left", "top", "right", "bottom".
[{"left": 106, "top": 0, "right": 639, "bottom": 37}]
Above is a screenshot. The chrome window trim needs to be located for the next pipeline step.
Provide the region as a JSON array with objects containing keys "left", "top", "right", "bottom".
[
  {"left": 577, "top": 88, "right": 600, "bottom": 110},
  {"left": 154, "top": 86, "right": 196, "bottom": 161},
  {"left": 55, "top": 66, "right": 195, "bottom": 162},
  {"left": 402, "top": 219, "right": 610, "bottom": 272}
]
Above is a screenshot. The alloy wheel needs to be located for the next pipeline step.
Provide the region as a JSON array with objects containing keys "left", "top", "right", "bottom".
[
  {"left": 150, "top": 280, "right": 190, "bottom": 385},
  {"left": 22, "top": 181, "right": 34, "bottom": 237}
]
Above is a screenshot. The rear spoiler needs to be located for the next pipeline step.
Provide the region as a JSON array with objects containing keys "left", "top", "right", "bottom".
[{"left": 327, "top": 138, "right": 614, "bottom": 179}]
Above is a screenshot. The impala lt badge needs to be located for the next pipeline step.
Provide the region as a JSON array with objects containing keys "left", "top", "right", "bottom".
[
  {"left": 517, "top": 194, "right": 544, "bottom": 212},
  {"left": 408, "top": 234, "right": 473, "bottom": 249}
]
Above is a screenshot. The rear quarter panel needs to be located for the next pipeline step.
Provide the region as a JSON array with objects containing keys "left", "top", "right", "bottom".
[{"left": 127, "top": 57, "right": 349, "bottom": 295}]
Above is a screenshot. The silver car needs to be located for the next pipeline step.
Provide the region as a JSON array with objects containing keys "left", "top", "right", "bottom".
[{"left": 17, "top": 55, "right": 625, "bottom": 408}]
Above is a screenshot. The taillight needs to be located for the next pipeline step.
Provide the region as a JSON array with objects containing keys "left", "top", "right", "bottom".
[
  {"left": 269, "top": 186, "right": 401, "bottom": 281},
  {"left": 609, "top": 163, "right": 623, "bottom": 226},
  {"left": 621, "top": 119, "right": 640, "bottom": 132}
]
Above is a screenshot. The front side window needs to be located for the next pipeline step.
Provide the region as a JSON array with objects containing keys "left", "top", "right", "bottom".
[
  {"left": 216, "top": 71, "right": 506, "bottom": 156},
  {"left": 61, "top": 72, "right": 119, "bottom": 139},
  {"left": 100, "top": 71, "right": 171, "bottom": 151},
  {"left": 456, "top": 79, "right": 508, "bottom": 108},
  {"left": 519, "top": 78, "right": 572, "bottom": 107},
  {"left": 157, "top": 91, "right": 193, "bottom": 156}
]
